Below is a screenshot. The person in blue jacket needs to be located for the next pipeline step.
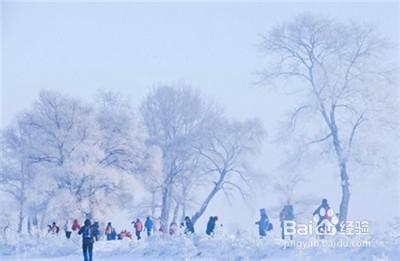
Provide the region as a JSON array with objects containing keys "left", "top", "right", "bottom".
[
  {"left": 184, "top": 216, "right": 195, "bottom": 234},
  {"left": 206, "top": 216, "right": 218, "bottom": 236},
  {"left": 144, "top": 216, "right": 153, "bottom": 237},
  {"left": 280, "top": 202, "right": 295, "bottom": 240},
  {"left": 110, "top": 228, "right": 117, "bottom": 240},
  {"left": 256, "top": 208, "right": 272, "bottom": 238}
]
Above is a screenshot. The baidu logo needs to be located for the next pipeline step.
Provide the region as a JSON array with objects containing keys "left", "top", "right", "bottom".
[
  {"left": 283, "top": 205, "right": 369, "bottom": 237},
  {"left": 313, "top": 207, "right": 339, "bottom": 236},
  {"left": 283, "top": 207, "right": 343, "bottom": 237}
]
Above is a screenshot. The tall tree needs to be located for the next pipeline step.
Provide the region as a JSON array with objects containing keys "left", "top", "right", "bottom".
[
  {"left": 258, "top": 14, "right": 394, "bottom": 223},
  {"left": 140, "top": 85, "right": 219, "bottom": 231}
]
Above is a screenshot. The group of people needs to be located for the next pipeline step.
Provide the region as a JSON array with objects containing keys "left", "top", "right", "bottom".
[
  {"left": 254, "top": 202, "right": 294, "bottom": 239},
  {"left": 46, "top": 199, "right": 334, "bottom": 261},
  {"left": 255, "top": 198, "right": 336, "bottom": 240},
  {"left": 49, "top": 215, "right": 210, "bottom": 242},
  {"left": 49, "top": 219, "right": 100, "bottom": 261},
  {"left": 61, "top": 216, "right": 215, "bottom": 261},
  {"left": 48, "top": 219, "right": 79, "bottom": 237},
  {"left": 48, "top": 219, "right": 100, "bottom": 241},
  {"left": 50, "top": 199, "right": 334, "bottom": 243}
]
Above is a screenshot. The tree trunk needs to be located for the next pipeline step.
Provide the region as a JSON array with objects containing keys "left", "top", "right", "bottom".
[
  {"left": 181, "top": 203, "right": 186, "bottom": 224},
  {"left": 17, "top": 160, "right": 27, "bottom": 234},
  {"left": 330, "top": 121, "right": 350, "bottom": 226},
  {"left": 191, "top": 172, "right": 225, "bottom": 224},
  {"left": 2, "top": 223, "right": 9, "bottom": 242},
  {"left": 172, "top": 202, "right": 180, "bottom": 223},
  {"left": 27, "top": 217, "right": 32, "bottom": 236},
  {"left": 159, "top": 184, "right": 171, "bottom": 233},
  {"left": 17, "top": 207, "right": 24, "bottom": 234},
  {"left": 339, "top": 162, "right": 350, "bottom": 224},
  {"left": 32, "top": 216, "right": 39, "bottom": 230}
]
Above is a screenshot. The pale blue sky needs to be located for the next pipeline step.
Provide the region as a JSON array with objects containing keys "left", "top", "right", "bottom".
[
  {"left": 1, "top": 1, "right": 399, "bottom": 127},
  {"left": 1, "top": 1, "right": 399, "bottom": 230}
]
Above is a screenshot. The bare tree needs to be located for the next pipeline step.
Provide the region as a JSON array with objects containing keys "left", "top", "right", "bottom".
[
  {"left": 258, "top": 14, "right": 394, "bottom": 223},
  {"left": 191, "top": 119, "right": 264, "bottom": 224},
  {"left": 273, "top": 172, "right": 305, "bottom": 206}
]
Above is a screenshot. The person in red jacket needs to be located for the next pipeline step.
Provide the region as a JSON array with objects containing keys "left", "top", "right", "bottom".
[
  {"left": 169, "top": 222, "right": 178, "bottom": 236},
  {"left": 119, "top": 229, "right": 132, "bottom": 240},
  {"left": 132, "top": 218, "right": 143, "bottom": 240},
  {"left": 72, "top": 219, "right": 81, "bottom": 232}
]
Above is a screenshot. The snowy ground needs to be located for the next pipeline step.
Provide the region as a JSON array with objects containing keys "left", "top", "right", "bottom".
[{"left": 0, "top": 232, "right": 398, "bottom": 261}]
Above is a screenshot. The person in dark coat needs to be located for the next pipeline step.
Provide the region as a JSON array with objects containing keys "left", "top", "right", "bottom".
[
  {"left": 313, "top": 199, "right": 330, "bottom": 226},
  {"left": 105, "top": 222, "right": 113, "bottom": 241},
  {"left": 256, "top": 208, "right": 271, "bottom": 238},
  {"left": 78, "top": 219, "right": 95, "bottom": 261},
  {"left": 48, "top": 222, "right": 60, "bottom": 234},
  {"left": 184, "top": 216, "right": 195, "bottom": 234},
  {"left": 313, "top": 199, "right": 337, "bottom": 238},
  {"left": 91, "top": 222, "right": 100, "bottom": 241},
  {"left": 144, "top": 216, "right": 153, "bottom": 237},
  {"left": 206, "top": 216, "right": 218, "bottom": 236},
  {"left": 280, "top": 202, "right": 295, "bottom": 240}
]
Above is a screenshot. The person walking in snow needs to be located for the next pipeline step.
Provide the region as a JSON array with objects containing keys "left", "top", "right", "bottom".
[
  {"left": 118, "top": 229, "right": 132, "bottom": 240},
  {"left": 110, "top": 228, "right": 117, "bottom": 240},
  {"left": 313, "top": 198, "right": 337, "bottom": 238},
  {"left": 78, "top": 219, "right": 95, "bottom": 261},
  {"left": 184, "top": 216, "right": 195, "bottom": 235},
  {"left": 64, "top": 220, "right": 72, "bottom": 239},
  {"left": 206, "top": 216, "right": 218, "bottom": 236},
  {"left": 105, "top": 222, "right": 113, "bottom": 241},
  {"left": 169, "top": 222, "right": 178, "bottom": 236},
  {"left": 48, "top": 222, "right": 60, "bottom": 234},
  {"left": 313, "top": 199, "right": 331, "bottom": 226},
  {"left": 280, "top": 202, "right": 295, "bottom": 240},
  {"left": 72, "top": 219, "right": 81, "bottom": 232},
  {"left": 256, "top": 208, "right": 272, "bottom": 238},
  {"left": 132, "top": 218, "right": 143, "bottom": 240},
  {"left": 91, "top": 222, "right": 100, "bottom": 241},
  {"left": 144, "top": 216, "right": 153, "bottom": 237}
]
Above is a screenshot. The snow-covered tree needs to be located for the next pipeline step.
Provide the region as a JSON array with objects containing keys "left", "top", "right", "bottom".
[
  {"left": 139, "top": 85, "right": 219, "bottom": 231},
  {"left": 0, "top": 122, "right": 34, "bottom": 233},
  {"left": 140, "top": 85, "right": 265, "bottom": 228},
  {"left": 95, "top": 91, "right": 143, "bottom": 172},
  {"left": 0, "top": 90, "right": 144, "bottom": 233},
  {"left": 258, "top": 14, "right": 396, "bottom": 224}
]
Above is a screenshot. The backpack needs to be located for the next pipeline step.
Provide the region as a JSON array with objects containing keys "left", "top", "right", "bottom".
[
  {"left": 82, "top": 226, "right": 92, "bottom": 239},
  {"left": 287, "top": 206, "right": 294, "bottom": 220},
  {"left": 267, "top": 222, "right": 273, "bottom": 231}
]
